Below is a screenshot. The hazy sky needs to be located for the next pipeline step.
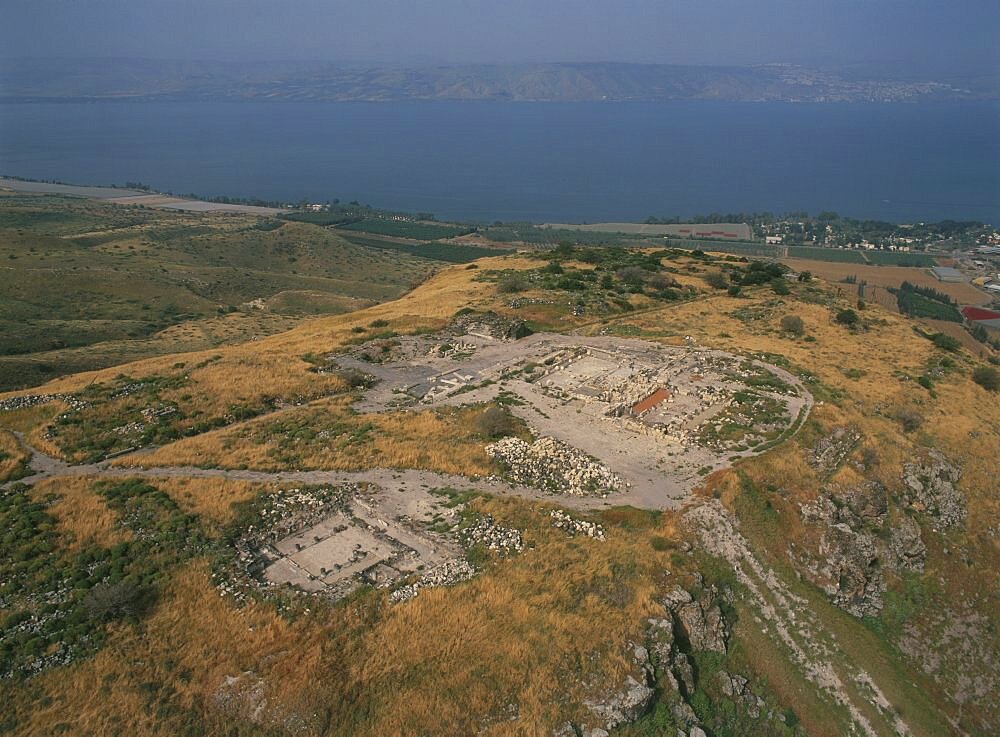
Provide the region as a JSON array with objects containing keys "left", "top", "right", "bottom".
[{"left": 2, "top": 0, "right": 998, "bottom": 73}]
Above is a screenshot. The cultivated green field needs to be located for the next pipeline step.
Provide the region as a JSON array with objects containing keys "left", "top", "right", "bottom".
[
  {"left": 785, "top": 245, "right": 867, "bottom": 263},
  {"left": 338, "top": 218, "right": 474, "bottom": 240},
  {"left": 864, "top": 251, "right": 937, "bottom": 267},
  {"left": 0, "top": 192, "right": 436, "bottom": 390}
]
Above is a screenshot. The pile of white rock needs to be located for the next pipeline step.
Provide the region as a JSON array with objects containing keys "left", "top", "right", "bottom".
[
  {"left": 0, "top": 393, "right": 87, "bottom": 413},
  {"left": 389, "top": 559, "right": 476, "bottom": 603},
  {"left": 462, "top": 515, "right": 524, "bottom": 553},
  {"left": 486, "top": 436, "right": 627, "bottom": 496},
  {"left": 550, "top": 509, "right": 605, "bottom": 540}
]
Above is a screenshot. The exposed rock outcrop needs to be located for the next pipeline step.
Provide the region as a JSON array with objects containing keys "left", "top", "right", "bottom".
[
  {"left": 664, "top": 586, "right": 729, "bottom": 653},
  {"left": 808, "top": 426, "right": 861, "bottom": 475},
  {"left": 717, "top": 671, "right": 765, "bottom": 719},
  {"left": 451, "top": 310, "right": 531, "bottom": 340},
  {"left": 562, "top": 585, "right": 733, "bottom": 737},
  {"left": 818, "top": 521, "right": 885, "bottom": 618},
  {"left": 799, "top": 480, "right": 927, "bottom": 617},
  {"left": 901, "top": 451, "right": 965, "bottom": 529},
  {"left": 581, "top": 643, "right": 656, "bottom": 733},
  {"left": 888, "top": 514, "right": 926, "bottom": 572}
]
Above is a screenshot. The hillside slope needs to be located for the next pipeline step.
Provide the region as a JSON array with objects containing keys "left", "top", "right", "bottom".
[
  {"left": 0, "top": 191, "right": 438, "bottom": 390},
  {"left": 0, "top": 246, "right": 997, "bottom": 737}
]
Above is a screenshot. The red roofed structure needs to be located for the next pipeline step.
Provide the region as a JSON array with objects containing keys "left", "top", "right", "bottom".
[{"left": 961, "top": 306, "right": 1000, "bottom": 321}]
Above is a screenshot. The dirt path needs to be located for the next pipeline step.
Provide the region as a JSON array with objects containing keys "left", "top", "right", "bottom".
[
  {"left": 3, "top": 333, "right": 813, "bottom": 512},
  {"left": 2, "top": 432, "right": 626, "bottom": 511}
]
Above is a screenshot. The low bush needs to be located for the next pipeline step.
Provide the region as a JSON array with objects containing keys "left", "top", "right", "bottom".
[
  {"left": 890, "top": 406, "right": 924, "bottom": 433},
  {"left": 779, "top": 315, "right": 804, "bottom": 337},
  {"left": 703, "top": 271, "right": 729, "bottom": 289},
  {"left": 930, "top": 333, "right": 962, "bottom": 353},
  {"left": 497, "top": 275, "right": 527, "bottom": 294},
  {"left": 972, "top": 366, "right": 1000, "bottom": 391},
  {"left": 473, "top": 406, "right": 518, "bottom": 439},
  {"left": 835, "top": 309, "right": 859, "bottom": 327}
]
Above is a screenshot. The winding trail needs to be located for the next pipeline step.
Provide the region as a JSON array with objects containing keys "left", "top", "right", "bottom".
[
  {"left": 2, "top": 335, "right": 813, "bottom": 510},
  {"left": 3, "top": 432, "right": 620, "bottom": 510}
]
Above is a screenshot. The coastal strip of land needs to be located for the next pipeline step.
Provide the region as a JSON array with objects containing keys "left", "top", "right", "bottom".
[{"left": 0, "top": 177, "right": 287, "bottom": 215}]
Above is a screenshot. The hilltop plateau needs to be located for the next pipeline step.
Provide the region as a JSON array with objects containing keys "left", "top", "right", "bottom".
[{"left": 0, "top": 196, "right": 998, "bottom": 737}]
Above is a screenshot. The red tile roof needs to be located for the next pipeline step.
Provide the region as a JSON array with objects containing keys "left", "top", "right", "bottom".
[{"left": 961, "top": 306, "right": 1000, "bottom": 321}]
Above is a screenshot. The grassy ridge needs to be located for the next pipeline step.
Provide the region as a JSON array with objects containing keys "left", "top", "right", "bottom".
[
  {"left": 337, "top": 233, "right": 512, "bottom": 263},
  {"left": 0, "top": 240, "right": 996, "bottom": 735},
  {"left": 0, "top": 193, "right": 435, "bottom": 390}
]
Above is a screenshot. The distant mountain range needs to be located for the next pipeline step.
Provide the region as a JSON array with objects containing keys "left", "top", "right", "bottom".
[{"left": 0, "top": 58, "right": 995, "bottom": 103}]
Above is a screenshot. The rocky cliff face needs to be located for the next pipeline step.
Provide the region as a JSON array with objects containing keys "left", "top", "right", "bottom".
[{"left": 797, "top": 479, "right": 928, "bottom": 618}]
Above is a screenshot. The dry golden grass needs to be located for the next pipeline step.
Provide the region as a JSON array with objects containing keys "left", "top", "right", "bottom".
[
  {"left": 7, "top": 561, "right": 330, "bottom": 737},
  {"left": 0, "top": 256, "right": 525, "bottom": 401},
  {"left": 0, "top": 258, "right": 532, "bottom": 445},
  {"left": 0, "top": 428, "right": 30, "bottom": 482},
  {"left": 590, "top": 285, "right": 937, "bottom": 410},
  {"left": 124, "top": 399, "right": 504, "bottom": 477},
  {"left": 151, "top": 311, "right": 303, "bottom": 346},
  {"left": 341, "top": 496, "right": 671, "bottom": 736},
  {"left": 144, "top": 477, "right": 275, "bottom": 523},
  {"left": 6, "top": 500, "right": 681, "bottom": 737},
  {"left": 30, "top": 477, "right": 132, "bottom": 552},
  {"left": 160, "top": 352, "right": 348, "bottom": 418},
  {"left": 923, "top": 318, "right": 994, "bottom": 358},
  {"left": 3, "top": 251, "right": 997, "bottom": 736},
  {"left": 0, "top": 402, "right": 67, "bottom": 434},
  {"left": 780, "top": 258, "right": 987, "bottom": 304}
]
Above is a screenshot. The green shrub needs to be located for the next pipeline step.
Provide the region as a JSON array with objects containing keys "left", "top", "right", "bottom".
[
  {"left": 82, "top": 580, "right": 154, "bottom": 622},
  {"left": 972, "top": 366, "right": 1000, "bottom": 391},
  {"left": 740, "top": 260, "right": 788, "bottom": 285},
  {"left": 779, "top": 315, "right": 805, "bottom": 337},
  {"left": 890, "top": 406, "right": 924, "bottom": 432},
  {"left": 616, "top": 266, "right": 647, "bottom": 287},
  {"left": 473, "top": 407, "right": 518, "bottom": 439},
  {"left": 835, "top": 309, "right": 859, "bottom": 327},
  {"left": 649, "top": 536, "right": 673, "bottom": 552},
  {"left": 931, "top": 333, "right": 962, "bottom": 352},
  {"left": 703, "top": 271, "right": 728, "bottom": 289},
  {"left": 497, "top": 275, "right": 527, "bottom": 293}
]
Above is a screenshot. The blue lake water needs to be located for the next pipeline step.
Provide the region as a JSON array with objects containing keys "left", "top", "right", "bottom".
[{"left": 0, "top": 100, "right": 997, "bottom": 224}]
